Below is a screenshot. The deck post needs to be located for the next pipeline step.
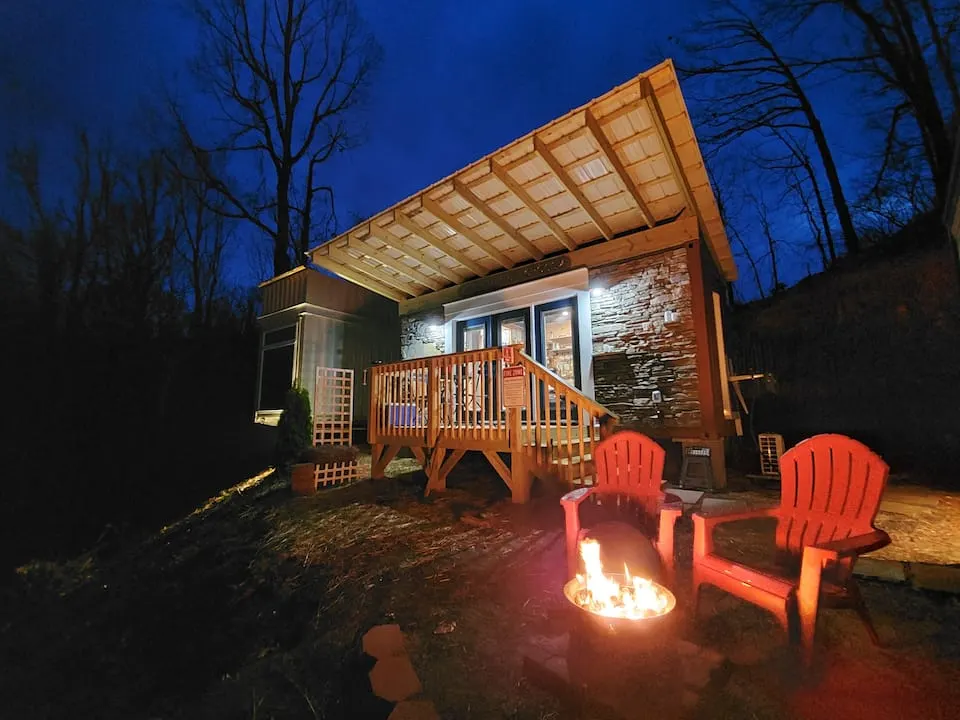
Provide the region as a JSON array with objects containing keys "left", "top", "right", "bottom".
[
  {"left": 427, "top": 357, "right": 440, "bottom": 447},
  {"left": 367, "top": 366, "right": 378, "bottom": 445},
  {"left": 508, "top": 406, "right": 532, "bottom": 503}
]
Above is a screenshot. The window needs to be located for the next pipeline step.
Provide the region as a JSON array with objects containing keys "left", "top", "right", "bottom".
[
  {"left": 494, "top": 309, "right": 531, "bottom": 353},
  {"left": 259, "top": 324, "right": 297, "bottom": 410},
  {"left": 456, "top": 316, "right": 491, "bottom": 352}
]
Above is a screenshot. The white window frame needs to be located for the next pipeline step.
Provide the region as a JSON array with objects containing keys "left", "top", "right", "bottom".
[
  {"left": 257, "top": 323, "right": 298, "bottom": 411},
  {"left": 439, "top": 269, "right": 595, "bottom": 399}
]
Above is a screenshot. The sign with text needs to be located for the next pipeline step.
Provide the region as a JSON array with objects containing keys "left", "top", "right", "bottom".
[
  {"left": 502, "top": 365, "right": 526, "bottom": 408},
  {"left": 502, "top": 343, "right": 524, "bottom": 367}
]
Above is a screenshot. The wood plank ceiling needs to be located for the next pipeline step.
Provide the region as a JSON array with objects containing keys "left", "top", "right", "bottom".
[{"left": 308, "top": 59, "right": 736, "bottom": 302}]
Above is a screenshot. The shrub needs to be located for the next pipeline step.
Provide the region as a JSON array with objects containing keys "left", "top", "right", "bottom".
[{"left": 275, "top": 387, "right": 312, "bottom": 472}]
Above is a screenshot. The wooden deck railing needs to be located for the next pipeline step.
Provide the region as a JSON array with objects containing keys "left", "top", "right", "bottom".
[
  {"left": 515, "top": 352, "right": 612, "bottom": 486},
  {"left": 368, "top": 347, "right": 615, "bottom": 488}
]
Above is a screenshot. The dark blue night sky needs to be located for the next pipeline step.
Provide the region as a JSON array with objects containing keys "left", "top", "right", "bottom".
[{"left": 0, "top": 0, "right": 870, "bottom": 295}]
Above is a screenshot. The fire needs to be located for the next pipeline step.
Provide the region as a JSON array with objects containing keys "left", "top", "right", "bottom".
[{"left": 572, "top": 538, "right": 673, "bottom": 620}]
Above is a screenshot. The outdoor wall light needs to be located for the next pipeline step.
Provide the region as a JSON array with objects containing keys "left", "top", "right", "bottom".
[
  {"left": 590, "top": 286, "right": 606, "bottom": 297},
  {"left": 428, "top": 324, "right": 442, "bottom": 333}
]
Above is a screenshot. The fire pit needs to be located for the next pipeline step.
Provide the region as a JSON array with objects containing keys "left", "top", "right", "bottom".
[
  {"left": 564, "top": 537, "right": 676, "bottom": 638},
  {"left": 521, "top": 536, "right": 726, "bottom": 718}
]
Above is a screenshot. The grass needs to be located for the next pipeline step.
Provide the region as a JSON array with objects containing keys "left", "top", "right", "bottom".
[{"left": 3, "top": 454, "right": 960, "bottom": 719}]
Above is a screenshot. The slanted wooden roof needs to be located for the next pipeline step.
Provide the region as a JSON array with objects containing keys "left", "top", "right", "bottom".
[{"left": 307, "top": 59, "right": 736, "bottom": 302}]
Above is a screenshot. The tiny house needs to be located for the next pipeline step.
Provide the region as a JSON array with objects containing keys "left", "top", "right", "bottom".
[
  {"left": 260, "top": 59, "right": 740, "bottom": 496},
  {"left": 255, "top": 266, "right": 399, "bottom": 426}
]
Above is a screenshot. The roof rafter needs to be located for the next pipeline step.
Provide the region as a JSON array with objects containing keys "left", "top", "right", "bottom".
[
  {"left": 451, "top": 178, "right": 545, "bottom": 261},
  {"left": 365, "top": 223, "right": 463, "bottom": 285},
  {"left": 421, "top": 195, "right": 515, "bottom": 269},
  {"left": 312, "top": 251, "right": 410, "bottom": 302},
  {"left": 347, "top": 236, "right": 444, "bottom": 291},
  {"left": 641, "top": 78, "right": 699, "bottom": 221},
  {"left": 393, "top": 211, "right": 489, "bottom": 278},
  {"left": 490, "top": 161, "right": 577, "bottom": 251},
  {"left": 584, "top": 109, "right": 655, "bottom": 228},
  {"left": 328, "top": 243, "right": 422, "bottom": 296},
  {"left": 533, "top": 135, "right": 613, "bottom": 241}
]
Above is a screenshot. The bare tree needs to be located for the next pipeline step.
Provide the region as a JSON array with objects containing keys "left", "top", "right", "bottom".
[
  {"left": 747, "top": 192, "right": 784, "bottom": 294},
  {"left": 713, "top": 166, "right": 768, "bottom": 299},
  {"left": 7, "top": 139, "right": 182, "bottom": 334},
  {"left": 731, "top": 224, "right": 767, "bottom": 299},
  {"left": 917, "top": 0, "right": 960, "bottom": 113},
  {"left": 172, "top": 0, "right": 379, "bottom": 276},
  {"left": 170, "top": 152, "right": 234, "bottom": 331},
  {"left": 755, "top": 129, "right": 838, "bottom": 265},
  {"left": 671, "top": 1, "right": 861, "bottom": 254},
  {"left": 774, "top": 0, "right": 957, "bottom": 207}
]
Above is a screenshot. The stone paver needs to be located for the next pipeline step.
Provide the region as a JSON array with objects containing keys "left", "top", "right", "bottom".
[
  {"left": 910, "top": 563, "right": 960, "bottom": 594},
  {"left": 388, "top": 700, "right": 440, "bottom": 720},
  {"left": 521, "top": 631, "right": 726, "bottom": 718},
  {"left": 854, "top": 557, "right": 907, "bottom": 583},
  {"left": 369, "top": 655, "right": 423, "bottom": 703},
  {"left": 879, "top": 500, "right": 930, "bottom": 517},
  {"left": 363, "top": 624, "right": 407, "bottom": 659},
  {"left": 883, "top": 489, "right": 942, "bottom": 508}
]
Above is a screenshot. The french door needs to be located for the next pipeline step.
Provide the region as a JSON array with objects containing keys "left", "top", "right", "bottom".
[
  {"left": 534, "top": 297, "right": 580, "bottom": 423},
  {"left": 455, "top": 310, "right": 532, "bottom": 422},
  {"left": 535, "top": 297, "right": 580, "bottom": 388}
]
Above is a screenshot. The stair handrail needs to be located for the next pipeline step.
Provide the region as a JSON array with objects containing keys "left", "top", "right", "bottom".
[{"left": 515, "top": 350, "right": 617, "bottom": 421}]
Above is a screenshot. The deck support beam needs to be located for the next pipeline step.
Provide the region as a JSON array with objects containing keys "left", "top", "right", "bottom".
[
  {"left": 482, "top": 450, "right": 512, "bottom": 489},
  {"left": 372, "top": 444, "right": 401, "bottom": 478},
  {"left": 425, "top": 447, "right": 465, "bottom": 495}
]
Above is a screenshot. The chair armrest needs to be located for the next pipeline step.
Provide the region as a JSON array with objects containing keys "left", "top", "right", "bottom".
[
  {"left": 692, "top": 506, "right": 780, "bottom": 530},
  {"left": 807, "top": 529, "right": 891, "bottom": 562},
  {"left": 560, "top": 487, "right": 596, "bottom": 507},
  {"left": 797, "top": 527, "right": 893, "bottom": 664},
  {"left": 692, "top": 506, "right": 779, "bottom": 559}
]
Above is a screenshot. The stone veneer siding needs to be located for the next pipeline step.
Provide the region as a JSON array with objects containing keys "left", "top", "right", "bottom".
[
  {"left": 589, "top": 247, "right": 700, "bottom": 428},
  {"left": 400, "top": 308, "right": 446, "bottom": 359}
]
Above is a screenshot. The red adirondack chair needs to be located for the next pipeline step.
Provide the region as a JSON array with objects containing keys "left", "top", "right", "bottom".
[
  {"left": 561, "top": 430, "right": 683, "bottom": 585},
  {"left": 692, "top": 434, "right": 891, "bottom": 663}
]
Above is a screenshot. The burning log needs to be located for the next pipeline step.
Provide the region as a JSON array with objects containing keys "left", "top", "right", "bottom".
[{"left": 566, "top": 538, "right": 675, "bottom": 622}]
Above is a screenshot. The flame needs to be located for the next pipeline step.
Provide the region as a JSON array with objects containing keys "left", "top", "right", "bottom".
[{"left": 572, "top": 538, "right": 673, "bottom": 620}]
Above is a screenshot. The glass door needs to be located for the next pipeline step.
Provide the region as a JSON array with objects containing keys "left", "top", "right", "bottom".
[
  {"left": 492, "top": 310, "right": 530, "bottom": 419},
  {"left": 535, "top": 298, "right": 580, "bottom": 424},
  {"left": 455, "top": 317, "right": 491, "bottom": 425},
  {"left": 535, "top": 298, "right": 580, "bottom": 388}
]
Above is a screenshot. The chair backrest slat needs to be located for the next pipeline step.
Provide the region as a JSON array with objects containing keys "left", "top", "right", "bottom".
[
  {"left": 593, "top": 430, "right": 665, "bottom": 503},
  {"left": 776, "top": 434, "right": 889, "bottom": 555}
]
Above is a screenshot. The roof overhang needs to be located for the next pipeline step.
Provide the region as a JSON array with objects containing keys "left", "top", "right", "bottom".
[{"left": 308, "top": 59, "right": 736, "bottom": 302}]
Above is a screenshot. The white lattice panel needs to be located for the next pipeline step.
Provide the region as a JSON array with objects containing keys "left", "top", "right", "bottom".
[
  {"left": 314, "top": 461, "right": 361, "bottom": 487},
  {"left": 314, "top": 367, "right": 354, "bottom": 446},
  {"left": 311, "top": 367, "right": 359, "bottom": 488}
]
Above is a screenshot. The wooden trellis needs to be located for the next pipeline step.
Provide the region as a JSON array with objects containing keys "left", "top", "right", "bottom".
[{"left": 313, "top": 367, "right": 360, "bottom": 487}]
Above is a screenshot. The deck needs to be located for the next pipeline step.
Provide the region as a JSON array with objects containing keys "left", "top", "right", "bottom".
[{"left": 368, "top": 347, "right": 613, "bottom": 501}]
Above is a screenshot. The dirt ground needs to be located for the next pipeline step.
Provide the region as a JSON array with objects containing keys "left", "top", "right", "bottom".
[{"left": 3, "top": 454, "right": 960, "bottom": 719}]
